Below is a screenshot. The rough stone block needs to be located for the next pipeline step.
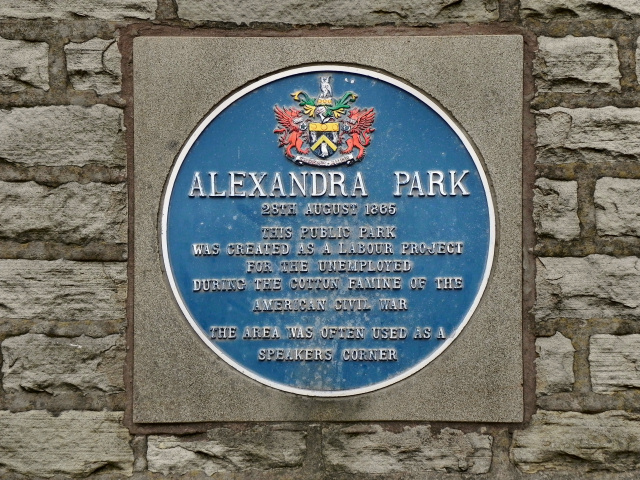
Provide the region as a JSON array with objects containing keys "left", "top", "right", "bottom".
[
  {"left": 533, "top": 178, "right": 580, "bottom": 240},
  {"left": 0, "top": 105, "right": 125, "bottom": 167},
  {"left": 536, "top": 255, "right": 640, "bottom": 319},
  {"left": 594, "top": 177, "right": 640, "bottom": 237},
  {"left": 536, "top": 107, "right": 640, "bottom": 163},
  {"left": 0, "top": 181, "right": 126, "bottom": 244},
  {"left": 536, "top": 332, "right": 575, "bottom": 395},
  {"left": 0, "top": 259, "right": 126, "bottom": 322},
  {"left": 0, "top": 0, "right": 155, "bottom": 20},
  {"left": 323, "top": 424, "right": 492, "bottom": 474},
  {"left": 522, "top": 0, "right": 640, "bottom": 19},
  {"left": 177, "top": 0, "right": 499, "bottom": 25},
  {"left": 0, "top": 410, "right": 132, "bottom": 477},
  {"left": 147, "top": 426, "right": 305, "bottom": 475},
  {"left": 65, "top": 38, "right": 121, "bottom": 95},
  {"left": 0, "top": 37, "right": 48, "bottom": 93},
  {"left": 511, "top": 410, "right": 640, "bottom": 473},
  {"left": 590, "top": 334, "right": 640, "bottom": 393},
  {"left": 535, "top": 36, "right": 620, "bottom": 93},
  {"left": 2, "top": 333, "right": 125, "bottom": 394},
  {"left": 637, "top": 37, "right": 640, "bottom": 85}
]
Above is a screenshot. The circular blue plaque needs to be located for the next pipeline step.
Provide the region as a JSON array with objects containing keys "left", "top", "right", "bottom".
[{"left": 161, "top": 65, "right": 495, "bottom": 396}]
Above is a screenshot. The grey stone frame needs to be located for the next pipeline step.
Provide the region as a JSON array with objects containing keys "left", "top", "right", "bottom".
[{"left": 132, "top": 35, "right": 523, "bottom": 423}]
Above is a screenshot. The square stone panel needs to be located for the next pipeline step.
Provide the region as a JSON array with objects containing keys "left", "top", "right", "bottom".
[{"left": 133, "top": 35, "right": 523, "bottom": 423}]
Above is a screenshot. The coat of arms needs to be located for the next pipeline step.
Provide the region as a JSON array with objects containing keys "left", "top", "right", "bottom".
[{"left": 274, "top": 75, "right": 376, "bottom": 167}]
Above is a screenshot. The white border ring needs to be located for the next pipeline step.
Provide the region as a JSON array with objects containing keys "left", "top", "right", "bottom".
[{"left": 160, "top": 65, "right": 496, "bottom": 397}]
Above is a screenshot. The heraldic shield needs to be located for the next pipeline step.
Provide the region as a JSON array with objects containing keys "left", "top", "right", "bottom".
[
  {"left": 309, "top": 121, "right": 340, "bottom": 158},
  {"left": 274, "top": 75, "right": 376, "bottom": 167}
]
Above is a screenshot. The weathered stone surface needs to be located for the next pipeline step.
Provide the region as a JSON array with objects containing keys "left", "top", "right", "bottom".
[
  {"left": 522, "top": 0, "right": 640, "bottom": 19},
  {"left": 0, "top": 37, "right": 48, "bottom": 93},
  {"left": 536, "top": 255, "right": 640, "bottom": 319},
  {"left": 0, "top": 0, "right": 155, "bottom": 20},
  {"left": 0, "top": 259, "right": 126, "bottom": 322},
  {"left": 0, "top": 181, "right": 126, "bottom": 244},
  {"left": 0, "top": 410, "right": 132, "bottom": 477},
  {"left": 65, "top": 38, "right": 121, "bottom": 95},
  {"left": 533, "top": 178, "right": 580, "bottom": 240},
  {"left": 637, "top": 37, "right": 640, "bottom": 85},
  {"left": 177, "top": 0, "right": 499, "bottom": 25},
  {"left": 594, "top": 177, "right": 640, "bottom": 237},
  {"left": 536, "top": 332, "right": 575, "bottom": 395},
  {"left": 536, "top": 107, "right": 640, "bottom": 163},
  {"left": 2, "top": 333, "right": 125, "bottom": 394},
  {"left": 323, "top": 424, "right": 492, "bottom": 474},
  {"left": 0, "top": 105, "right": 125, "bottom": 167},
  {"left": 534, "top": 36, "right": 620, "bottom": 93},
  {"left": 511, "top": 410, "right": 640, "bottom": 473},
  {"left": 590, "top": 334, "right": 640, "bottom": 393},
  {"left": 147, "top": 426, "right": 305, "bottom": 475}
]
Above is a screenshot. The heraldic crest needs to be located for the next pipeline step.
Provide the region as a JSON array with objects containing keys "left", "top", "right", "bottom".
[{"left": 274, "top": 75, "right": 376, "bottom": 167}]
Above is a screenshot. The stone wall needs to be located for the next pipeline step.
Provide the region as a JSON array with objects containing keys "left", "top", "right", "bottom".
[{"left": 0, "top": 1, "right": 639, "bottom": 479}]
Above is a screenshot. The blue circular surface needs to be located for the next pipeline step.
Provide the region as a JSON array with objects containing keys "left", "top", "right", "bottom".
[{"left": 161, "top": 66, "right": 494, "bottom": 396}]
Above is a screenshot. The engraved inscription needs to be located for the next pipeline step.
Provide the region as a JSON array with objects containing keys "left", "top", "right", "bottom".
[{"left": 181, "top": 176, "right": 475, "bottom": 384}]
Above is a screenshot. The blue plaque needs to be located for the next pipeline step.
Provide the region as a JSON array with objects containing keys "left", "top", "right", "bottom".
[{"left": 161, "top": 66, "right": 495, "bottom": 396}]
